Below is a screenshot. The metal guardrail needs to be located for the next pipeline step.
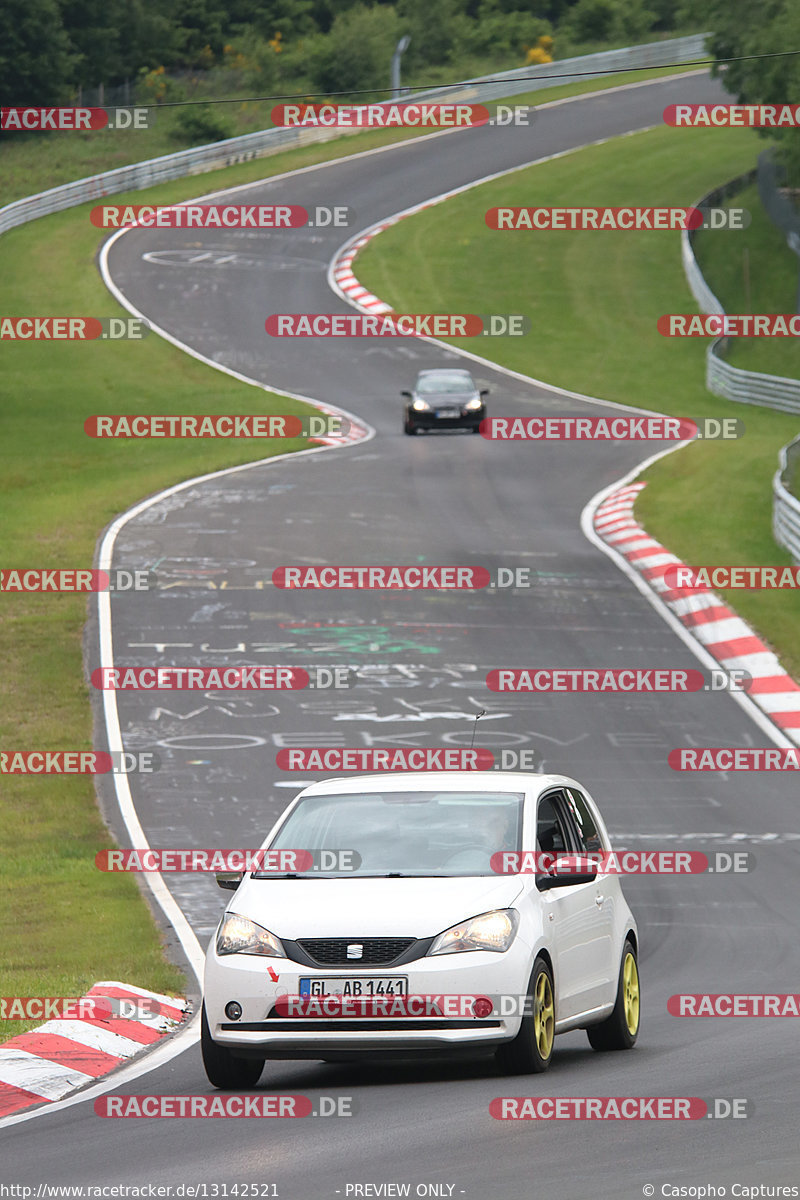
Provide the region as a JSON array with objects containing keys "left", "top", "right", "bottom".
[
  {"left": 682, "top": 170, "right": 800, "bottom": 414},
  {"left": 0, "top": 34, "right": 709, "bottom": 238},
  {"left": 409, "top": 33, "right": 709, "bottom": 104},
  {"left": 682, "top": 171, "right": 754, "bottom": 315},
  {"left": 707, "top": 349, "right": 800, "bottom": 413},
  {"left": 682, "top": 174, "right": 800, "bottom": 558},
  {"left": 774, "top": 436, "right": 800, "bottom": 563}
]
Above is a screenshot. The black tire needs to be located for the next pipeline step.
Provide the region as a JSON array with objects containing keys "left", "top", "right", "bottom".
[
  {"left": 586, "top": 938, "right": 640, "bottom": 1051},
  {"left": 495, "top": 956, "right": 555, "bottom": 1074},
  {"left": 201, "top": 1004, "right": 264, "bottom": 1089},
  {"left": 403, "top": 411, "right": 418, "bottom": 436}
]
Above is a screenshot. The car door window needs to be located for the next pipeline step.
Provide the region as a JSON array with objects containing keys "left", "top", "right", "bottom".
[
  {"left": 564, "top": 788, "right": 603, "bottom": 853},
  {"left": 536, "top": 793, "right": 572, "bottom": 853}
]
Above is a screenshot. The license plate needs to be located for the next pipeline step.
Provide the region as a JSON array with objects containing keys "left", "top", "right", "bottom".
[
  {"left": 437, "top": 408, "right": 459, "bottom": 418},
  {"left": 299, "top": 976, "right": 408, "bottom": 997}
]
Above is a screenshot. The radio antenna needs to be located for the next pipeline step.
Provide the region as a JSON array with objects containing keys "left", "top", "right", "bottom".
[{"left": 469, "top": 709, "right": 486, "bottom": 750}]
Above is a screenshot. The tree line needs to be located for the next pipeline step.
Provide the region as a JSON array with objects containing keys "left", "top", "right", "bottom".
[{"left": 1, "top": 0, "right": 694, "bottom": 107}]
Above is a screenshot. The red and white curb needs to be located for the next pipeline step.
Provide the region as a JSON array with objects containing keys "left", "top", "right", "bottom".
[
  {"left": 0, "top": 982, "right": 188, "bottom": 1117},
  {"left": 332, "top": 223, "right": 398, "bottom": 314},
  {"left": 594, "top": 483, "right": 800, "bottom": 745},
  {"left": 309, "top": 400, "right": 370, "bottom": 446},
  {"left": 330, "top": 200, "right": 448, "bottom": 316}
]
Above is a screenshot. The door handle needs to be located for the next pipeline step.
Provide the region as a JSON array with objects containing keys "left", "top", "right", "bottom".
[{"left": 595, "top": 894, "right": 604, "bottom": 906}]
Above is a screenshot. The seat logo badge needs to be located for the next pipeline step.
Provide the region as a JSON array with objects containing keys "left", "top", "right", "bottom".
[{"left": 347, "top": 943, "right": 363, "bottom": 959}]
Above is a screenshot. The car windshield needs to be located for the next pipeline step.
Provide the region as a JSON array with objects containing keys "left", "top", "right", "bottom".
[
  {"left": 253, "top": 790, "right": 523, "bottom": 877},
  {"left": 416, "top": 373, "right": 474, "bottom": 395}
]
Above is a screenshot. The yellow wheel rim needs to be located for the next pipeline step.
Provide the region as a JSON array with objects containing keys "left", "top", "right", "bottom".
[
  {"left": 623, "top": 952, "right": 640, "bottom": 1035},
  {"left": 533, "top": 970, "right": 555, "bottom": 1059}
]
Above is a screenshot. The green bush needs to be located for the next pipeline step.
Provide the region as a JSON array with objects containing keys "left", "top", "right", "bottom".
[
  {"left": 308, "top": 4, "right": 401, "bottom": 97},
  {"left": 459, "top": 11, "right": 553, "bottom": 59},
  {"left": 560, "top": 0, "right": 654, "bottom": 47},
  {"left": 397, "top": 0, "right": 460, "bottom": 67},
  {"left": 169, "top": 101, "right": 234, "bottom": 142},
  {"left": 223, "top": 34, "right": 280, "bottom": 91}
]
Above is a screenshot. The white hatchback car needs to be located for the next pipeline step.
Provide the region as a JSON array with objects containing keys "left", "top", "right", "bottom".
[{"left": 202, "top": 772, "right": 640, "bottom": 1086}]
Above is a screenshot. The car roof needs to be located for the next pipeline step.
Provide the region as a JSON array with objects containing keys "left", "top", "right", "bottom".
[
  {"left": 297, "top": 771, "right": 581, "bottom": 797},
  {"left": 417, "top": 368, "right": 473, "bottom": 378}
]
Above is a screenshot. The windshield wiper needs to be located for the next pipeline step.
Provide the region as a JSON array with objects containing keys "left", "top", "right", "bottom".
[
  {"left": 251, "top": 871, "right": 452, "bottom": 880},
  {"left": 373, "top": 872, "right": 449, "bottom": 878}
]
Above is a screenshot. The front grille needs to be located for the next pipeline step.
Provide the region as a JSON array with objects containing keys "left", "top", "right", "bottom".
[{"left": 297, "top": 938, "right": 415, "bottom": 967}]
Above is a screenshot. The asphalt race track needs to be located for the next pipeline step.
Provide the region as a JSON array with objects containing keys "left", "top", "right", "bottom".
[{"left": 4, "top": 72, "right": 800, "bottom": 1198}]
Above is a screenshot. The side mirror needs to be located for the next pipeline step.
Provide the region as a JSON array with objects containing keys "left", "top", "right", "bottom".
[
  {"left": 216, "top": 871, "right": 243, "bottom": 891},
  {"left": 400, "top": 390, "right": 412, "bottom": 399},
  {"left": 536, "top": 871, "right": 597, "bottom": 891},
  {"left": 479, "top": 389, "right": 489, "bottom": 397}
]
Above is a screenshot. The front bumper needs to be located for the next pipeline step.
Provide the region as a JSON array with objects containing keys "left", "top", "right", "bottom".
[
  {"left": 204, "top": 941, "right": 533, "bottom": 1056},
  {"left": 408, "top": 407, "right": 485, "bottom": 431}
]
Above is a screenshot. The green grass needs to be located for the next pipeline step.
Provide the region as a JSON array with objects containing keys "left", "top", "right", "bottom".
[
  {"left": 355, "top": 123, "right": 800, "bottom": 676},
  {"left": 0, "top": 62, "right": 700, "bottom": 208},
  {"left": 693, "top": 181, "right": 800, "bottom": 379}
]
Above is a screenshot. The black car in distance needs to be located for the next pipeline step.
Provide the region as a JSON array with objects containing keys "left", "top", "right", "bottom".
[{"left": 402, "top": 368, "right": 488, "bottom": 434}]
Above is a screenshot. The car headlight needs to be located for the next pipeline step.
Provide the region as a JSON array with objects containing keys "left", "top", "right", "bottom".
[
  {"left": 464, "top": 396, "right": 483, "bottom": 411},
  {"left": 428, "top": 909, "right": 519, "bottom": 956},
  {"left": 412, "top": 398, "right": 430, "bottom": 411},
  {"left": 216, "top": 913, "right": 287, "bottom": 958}
]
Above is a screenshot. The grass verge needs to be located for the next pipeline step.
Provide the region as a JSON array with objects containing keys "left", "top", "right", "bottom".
[{"left": 354, "top": 123, "right": 800, "bottom": 676}]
